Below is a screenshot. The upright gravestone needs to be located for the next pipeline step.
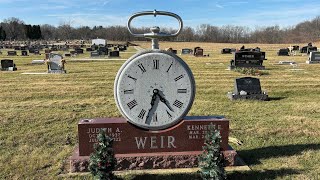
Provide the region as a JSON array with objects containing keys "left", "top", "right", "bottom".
[
  {"left": 98, "top": 46, "right": 108, "bottom": 55},
  {"left": 34, "top": 49, "right": 40, "bottom": 55},
  {"left": 306, "top": 52, "right": 320, "bottom": 64},
  {"left": 221, "top": 48, "right": 232, "bottom": 54},
  {"left": 7, "top": 51, "right": 17, "bottom": 56},
  {"left": 86, "top": 47, "right": 93, "bottom": 51},
  {"left": 1, "top": 59, "right": 17, "bottom": 71},
  {"left": 307, "top": 46, "right": 317, "bottom": 54},
  {"left": 292, "top": 45, "right": 299, "bottom": 51},
  {"left": 46, "top": 53, "right": 66, "bottom": 73},
  {"left": 109, "top": 51, "right": 119, "bottom": 57},
  {"left": 29, "top": 48, "right": 35, "bottom": 53},
  {"left": 277, "top": 48, "right": 289, "bottom": 56},
  {"left": 227, "top": 77, "right": 268, "bottom": 100},
  {"left": 181, "top": 48, "right": 193, "bottom": 55},
  {"left": 118, "top": 45, "right": 127, "bottom": 51},
  {"left": 194, "top": 47, "right": 204, "bottom": 56},
  {"left": 21, "top": 50, "right": 28, "bottom": 56},
  {"left": 229, "top": 51, "right": 267, "bottom": 70},
  {"left": 300, "top": 46, "right": 308, "bottom": 53},
  {"left": 75, "top": 48, "right": 84, "bottom": 54},
  {"left": 90, "top": 51, "right": 100, "bottom": 58}
]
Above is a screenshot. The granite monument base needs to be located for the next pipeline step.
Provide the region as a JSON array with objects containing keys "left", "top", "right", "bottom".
[
  {"left": 227, "top": 92, "right": 268, "bottom": 101},
  {"left": 69, "top": 116, "right": 245, "bottom": 173},
  {"left": 306, "top": 60, "right": 320, "bottom": 64},
  {"left": 48, "top": 70, "right": 67, "bottom": 73},
  {"left": 69, "top": 146, "right": 244, "bottom": 172},
  {"left": 228, "top": 65, "right": 265, "bottom": 70}
]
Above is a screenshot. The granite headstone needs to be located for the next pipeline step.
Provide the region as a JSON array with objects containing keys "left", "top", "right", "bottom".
[{"left": 227, "top": 77, "right": 268, "bottom": 100}]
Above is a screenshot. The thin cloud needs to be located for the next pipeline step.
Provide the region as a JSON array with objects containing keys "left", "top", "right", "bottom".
[{"left": 215, "top": 4, "right": 223, "bottom": 8}]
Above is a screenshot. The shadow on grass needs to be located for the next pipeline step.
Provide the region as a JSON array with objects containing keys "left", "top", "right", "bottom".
[
  {"left": 228, "top": 168, "right": 300, "bottom": 180},
  {"left": 119, "top": 169, "right": 300, "bottom": 180},
  {"left": 267, "top": 96, "right": 286, "bottom": 101},
  {"left": 120, "top": 173, "right": 201, "bottom": 180},
  {"left": 239, "top": 143, "right": 320, "bottom": 165}
]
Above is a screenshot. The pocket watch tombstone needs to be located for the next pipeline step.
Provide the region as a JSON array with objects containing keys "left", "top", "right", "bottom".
[{"left": 114, "top": 10, "right": 195, "bottom": 130}]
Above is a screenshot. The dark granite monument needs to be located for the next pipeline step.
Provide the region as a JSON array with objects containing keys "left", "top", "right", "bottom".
[
  {"left": 292, "top": 45, "right": 299, "bottom": 51},
  {"left": 277, "top": 48, "right": 289, "bottom": 56},
  {"left": 109, "top": 51, "right": 119, "bottom": 57},
  {"left": 90, "top": 51, "right": 100, "bottom": 57},
  {"left": 21, "top": 50, "right": 28, "bottom": 56},
  {"left": 221, "top": 48, "right": 232, "bottom": 54},
  {"left": 75, "top": 48, "right": 84, "bottom": 54},
  {"left": 307, "top": 46, "right": 317, "bottom": 54},
  {"left": 229, "top": 50, "right": 267, "bottom": 70},
  {"left": 86, "top": 47, "right": 93, "bottom": 51},
  {"left": 227, "top": 77, "right": 268, "bottom": 100},
  {"left": 1, "top": 59, "right": 17, "bottom": 71},
  {"left": 7, "top": 51, "right": 17, "bottom": 56},
  {"left": 98, "top": 46, "right": 108, "bottom": 55}
]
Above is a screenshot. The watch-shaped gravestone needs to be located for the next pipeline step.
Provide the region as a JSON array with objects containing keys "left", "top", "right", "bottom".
[{"left": 114, "top": 10, "right": 195, "bottom": 130}]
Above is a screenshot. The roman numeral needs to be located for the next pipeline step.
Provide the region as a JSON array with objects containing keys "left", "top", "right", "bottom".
[
  {"left": 138, "top": 63, "right": 146, "bottom": 73},
  {"left": 174, "top": 75, "right": 184, "bottom": 81},
  {"left": 153, "top": 113, "right": 158, "bottom": 122},
  {"left": 177, "top": 89, "right": 187, "bottom": 93},
  {"left": 166, "top": 63, "right": 173, "bottom": 72},
  {"left": 173, "top": 100, "right": 183, "bottom": 108},
  {"left": 138, "top": 109, "right": 146, "bottom": 119},
  {"left": 127, "top": 75, "right": 137, "bottom": 81},
  {"left": 124, "top": 89, "right": 134, "bottom": 94},
  {"left": 153, "top": 59, "right": 159, "bottom": 69},
  {"left": 166, "top": 110, "right": 172, "bottom": 118},
  {"left": 127, "top": 100, "right": 137, "bottom": 110}
]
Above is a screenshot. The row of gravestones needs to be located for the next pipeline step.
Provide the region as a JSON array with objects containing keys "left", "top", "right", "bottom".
[
  {"left": 277, "top": 43, "right": 318, "bottom": 56},
  {"left": 6, "top": 50, "right": 37, "bottom": 56},
  {"left": 171, "top": 47, "right": 209, "bottom": 57}
]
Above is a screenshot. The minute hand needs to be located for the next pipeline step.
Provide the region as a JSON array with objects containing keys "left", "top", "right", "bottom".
[{"left": 157, "top": 94, "right": 174, "bottom": 112}]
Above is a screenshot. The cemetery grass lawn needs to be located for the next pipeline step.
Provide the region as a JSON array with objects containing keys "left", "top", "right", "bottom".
[{"left": 0, "top": 42, "right": 320, "bottom": 179}]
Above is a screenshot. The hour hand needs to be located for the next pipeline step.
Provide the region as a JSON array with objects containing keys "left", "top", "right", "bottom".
[
  {"left": 145, "top": 93, "right": 158, "bottom": 124},
  {"left": 158, "top": 94, "right": 174, "bottom": 112}
]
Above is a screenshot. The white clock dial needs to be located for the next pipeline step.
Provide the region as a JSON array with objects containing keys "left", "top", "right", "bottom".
[{"left": 114, "top": 50, "right": 195, "bottom": 130}]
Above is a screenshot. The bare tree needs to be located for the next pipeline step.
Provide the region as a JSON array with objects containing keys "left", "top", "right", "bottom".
[{"left": 2, "top": 17, "right": 25, "bottom": 40}]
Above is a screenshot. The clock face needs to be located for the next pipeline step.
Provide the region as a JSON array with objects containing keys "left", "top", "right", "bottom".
[{"left": 114, "top": 50, "right": 195, "bottom": 130}]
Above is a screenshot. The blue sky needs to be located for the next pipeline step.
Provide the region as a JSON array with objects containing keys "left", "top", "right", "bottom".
[{"left": 0, "top": 0, "right": 320, "bottom": 29}]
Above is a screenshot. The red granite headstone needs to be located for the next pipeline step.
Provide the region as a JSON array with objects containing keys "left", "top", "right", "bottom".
[
  {"left": 70, "top": 116, "right": 244, "bottom": 172},
  {"left": 78, "top": 116, "right": 229, "bottom": 156}
]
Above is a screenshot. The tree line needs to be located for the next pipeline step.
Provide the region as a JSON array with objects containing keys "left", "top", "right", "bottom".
[{"left": 1, "top": 16, "right": 320, "bottom": 43}]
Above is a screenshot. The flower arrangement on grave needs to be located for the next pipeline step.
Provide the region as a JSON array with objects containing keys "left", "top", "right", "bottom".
[
  {"left": 198, "top": 124, "right": 226, "bottom": 180},
  {"left": 59, "top": 59, "right": 66, "bottom": 68},
  {"left": 89, "top": 128, "right": 116, "bottom": 180}
]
